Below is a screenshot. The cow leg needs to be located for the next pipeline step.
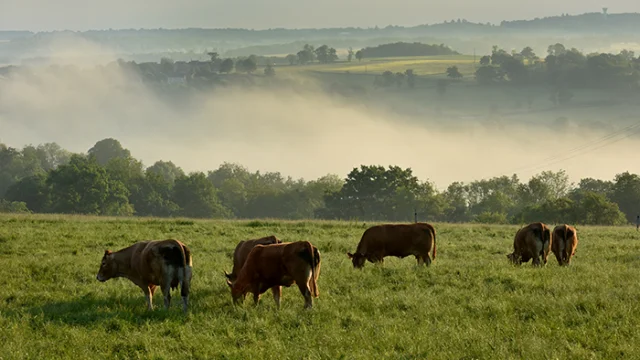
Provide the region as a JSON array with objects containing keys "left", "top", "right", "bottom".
[
  {"left": 415, "top": 255, "right": 424, "bottom": 266},
  {"left": 143, "top": 286, "right": 154, "bottom": 311},
  {"left": 271, "top": 286, "right": 282, "bottom": 309},
  {"left": 297, "top": 282, "right": 313, "bottom": 309},
  {"left": 252, "top": 284, "right": 261, "bottom": 306},
  {"left": 424, "top": 254, "right": 432, "bottom": 267}
]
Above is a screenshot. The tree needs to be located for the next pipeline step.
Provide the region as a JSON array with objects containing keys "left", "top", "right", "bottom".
[
  {"left": 146, "top": 161, "right": 184, "bottom": 185},
  {"left": 87, "top": 138, "right": 131, "bottom": 166},
  {"left": 355, "top": 50, "right": 364, "bottom": 62},
  {"left": 4, "top": 173, "right": 50, "bottom": 213},
  {"left": 446, "top": 66, "right": 463, "bottom": 79},
  {"left": 520, "top": 46, "right": 537, "bottom": 61},
  {"left": 405, "top": 69, "right": 417, "bottom": 88},
  {"left": 347, "top": 47, "right": 355, "bottom": 62},
  {"left": 314, "top": 45, "right": 338, "bottom": 64},
  {"left": 46, "top": 155, "right": 132, "bottom": 215},
  {"left": 236, "top": 57, "right": 257, "bottom": 74},
  {"left": 219, "top": 58, "right": 234, "bottom": 74},
  {"left": 297, "top": 44, "right": 315, "bottom": 65},
  {"left": 207, "top": 52, "right": 219, "bottom": 62},
  {"left": 172, "top": 172, "right": 231, "bottom": 218},
  {"left": 264, "top": 64, "right": 276, "bottom": 77},
  {"left": 395, "top": 72, "right": 406, "bottom": 87},
  {"left": 479, "top": 55, "right": 491, "bottom": 66},
  {"left": 610, "top": 172, "right": 640, "bottom": 222},
  {"left": 285, "top": 54, "right": 298, "bottom": 65}
]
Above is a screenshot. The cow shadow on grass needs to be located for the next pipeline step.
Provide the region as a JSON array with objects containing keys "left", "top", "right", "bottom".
[{"left": 13, "top": 288, "right": 233, "bottom": 327}]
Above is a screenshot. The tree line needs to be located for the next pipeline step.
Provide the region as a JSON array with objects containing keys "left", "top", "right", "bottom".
[
  {"left": 474, "top": 44, "right": 640, "bottom": 93},
  {"left": 1, "top": 139, "right": 637, "bottom": 226}
]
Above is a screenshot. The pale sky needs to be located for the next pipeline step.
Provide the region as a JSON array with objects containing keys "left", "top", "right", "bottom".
[{"left": 0, "top": 0, "right": 637, "bottom": 31}]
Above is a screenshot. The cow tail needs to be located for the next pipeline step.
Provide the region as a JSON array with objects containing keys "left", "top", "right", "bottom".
[
  {"left": 178, "top": 243, "right": 189, "bottom": 298},
  {"left": 307, "top": 242, "right": 319, "bottom": 298},
  {"left": 431, "top": 227, "right": 437, "bottom": 260}
]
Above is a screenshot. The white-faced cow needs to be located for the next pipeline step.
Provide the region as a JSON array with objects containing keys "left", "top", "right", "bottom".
[{"left": 96, "top": 239, "right": 192, "bottom": 313}]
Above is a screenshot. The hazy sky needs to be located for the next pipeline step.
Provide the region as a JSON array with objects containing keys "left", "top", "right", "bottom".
[{"left": 1, "top": 0, "right": 637, "bottom": 31}]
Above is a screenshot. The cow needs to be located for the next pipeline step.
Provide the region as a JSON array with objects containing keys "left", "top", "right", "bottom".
[
  {"left": 96, "top": 239, "right": 193, "bottom": 313},
  {"left": 226, "top": 240, "right": 321, "bottom": 309},
  {"left": 507, "top": 222, "right": 552, "bottom": 266},
  {"left": 551, "top": 224, "right": 578, "bottom": 266},
  {"left": 224, "top": 235, "right": 282, "bottom": 284},
  {"left": 346, "top": 222, "right": 436, "bottom": 269}
]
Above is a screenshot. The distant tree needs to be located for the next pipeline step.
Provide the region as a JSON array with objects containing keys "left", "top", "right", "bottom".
[
  {"left": 220, "top": 58, "right": 234, "bottom": 74},
  {"left": 347, "top": 47, "right": 355, "bottom": 62},
  {"left": 520, "top": 46, "right": 537, "bottom": 61},
  {"left": 446, "top": 66, "right": 463, "bottom": 79},
  {"left": 395, "top": 72, "right": 406, "bottom": 87},
  {"left": 172, "top": 172, "right": 231, "bottom": 218},
  {"left": 381, "top": 71, "right": 395, "bottom": 87},
  {"left": 475, "top": 65, "right": 500, "bottom": 84},
  {"left": 264, "top": 64, "right": 276, "bottom": 77},
  {"left": 87, "top": 138, "right": 131, "bottom": 166},
  {"left": 146, "top": 160, "right": 184, "bottom": 185},
  {"left": 285, "top": 54, "right": 298, "bottom": 65},
  {"left": 207, "top": 52, "right": 219, "bottom": 62},
  {"left": 4, "top": 173, "right": 50, "bottom": 213},
  {"left": 47, "top": 155, "right": 132, "bottom": 216},
  {"left": 405, "top": 69, "right": 417, "bottom": 88},
  {"left": 314, "top": 45, "right": 338, "bottom": 63},
  {"left": 297, "top": 44, "right": 315, "bottom": 65},
  {"left": 355, "top": 50, "right": 364, "bottom": 62},
  {"left": 479, "top": 55, "right": 491, "bottom": 66},
  {"left": 610, "top": 172, "right": 640, "bottom": 222}
]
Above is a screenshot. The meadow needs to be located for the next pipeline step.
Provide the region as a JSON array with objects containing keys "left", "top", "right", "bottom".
[{"left": 1, "top": 214, "right": 640, "bottom": 359}]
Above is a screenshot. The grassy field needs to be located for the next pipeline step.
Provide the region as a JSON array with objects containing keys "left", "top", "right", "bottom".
[
  {"left": 2, "top": 214, "right": 640, "bottom": 359},
  {"left": 275, "top": 55, "right": 477, "bottom": 77}
]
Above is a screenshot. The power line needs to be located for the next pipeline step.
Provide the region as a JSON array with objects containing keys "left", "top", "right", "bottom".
[{"left": 485, "top": 120, "right": 640, "bottom": 179}]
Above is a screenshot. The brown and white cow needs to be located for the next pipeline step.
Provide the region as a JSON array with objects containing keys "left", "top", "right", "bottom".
[
  {"left": 347, "top": 222, "right": 436, "bottom": 269},
  {"left": 551, "top": 224, "right": 578, "bottom": 266},
  {"left": 224, "top": 235, "right": 282, "bottom": 284},
  {"left": 507, "top": 222, "right": 552, "bottom": 266},
  {"left": 226, "top": 240, "right": 321, "bottom": 309},
  {"left": 96, "top": 239, "right": 193, "bottom": 313}
]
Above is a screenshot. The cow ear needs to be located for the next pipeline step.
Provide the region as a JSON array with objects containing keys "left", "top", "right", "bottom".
[{"left": 347, "top": 252, "right": 354, "bottom": 259}]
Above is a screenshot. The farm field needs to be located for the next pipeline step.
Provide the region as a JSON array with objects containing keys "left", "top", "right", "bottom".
[
  {"left": 275, "top": 55, "right": 477, "bottom": 77},
  {"left": 1, "top": 214, "right": 640, "bottom": 359}
]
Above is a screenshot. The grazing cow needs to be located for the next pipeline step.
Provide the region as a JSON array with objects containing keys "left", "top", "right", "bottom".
[
  {"left": 226, "top": 241, "right": 321, "bottom": 309},
  {"left": 507, "top": 222, "right": 552, "bottom": 266},
  {"left": 96, "top": 239, "right": 193, "bottom": 313},
  {"left": 224, "top": 235, "right": 282, "bottom": 284},
  {"left": 552, "top": 224, "right": 578, "bottom": 266},
  {"left": 347, "top": 222, "right": 436, "bottom": 269}
]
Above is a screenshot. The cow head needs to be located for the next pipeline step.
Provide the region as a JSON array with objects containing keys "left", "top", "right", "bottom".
[
  {"left": 96, "top": 250, "right": 116, "bottom": 282},
  {"left": 347, "top": 252, "right": 366, "bottom": 269},
  {"left": 506, "top": 252, "right": 520, "bottom": 265}
]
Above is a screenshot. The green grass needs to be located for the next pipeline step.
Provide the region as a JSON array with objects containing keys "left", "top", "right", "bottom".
[{"left": 2, "top": 214, "right": 640, "bottom": 359}]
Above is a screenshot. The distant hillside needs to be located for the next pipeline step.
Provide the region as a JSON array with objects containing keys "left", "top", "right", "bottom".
[
  {"left": 501, "top": 12, "right": 640, "bottom": 32},
  {"left": 360, "top": 42, "right": 459, "bottom": 58}
]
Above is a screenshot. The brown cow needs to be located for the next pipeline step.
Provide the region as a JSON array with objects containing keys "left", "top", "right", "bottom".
[
  {"left": 96, "top": 239, "right": 193, "bottom": 313},
  {"left": 224, "top": 235, "right": 282, "bottom": 284},
  {"left": 347, "top": 222, "right": 436, "bottom": 269},
  {"left": 552, "top": 224, "right": 578, "bottom": 266},
  {"left": 507, "top": 222, "right": 552, "bottom": 266},
  {"left": 226, "top": 241, "right": 321, "bottom": 309}
]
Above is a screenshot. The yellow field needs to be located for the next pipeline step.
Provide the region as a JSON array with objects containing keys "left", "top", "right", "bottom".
[{"left": 275, "top": 55, "right": 477, "bottom": 77}]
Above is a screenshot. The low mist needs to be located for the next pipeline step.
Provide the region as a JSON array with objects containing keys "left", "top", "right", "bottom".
[{"left": 1, "top": 38, "right": 638, "bottom": 189}]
